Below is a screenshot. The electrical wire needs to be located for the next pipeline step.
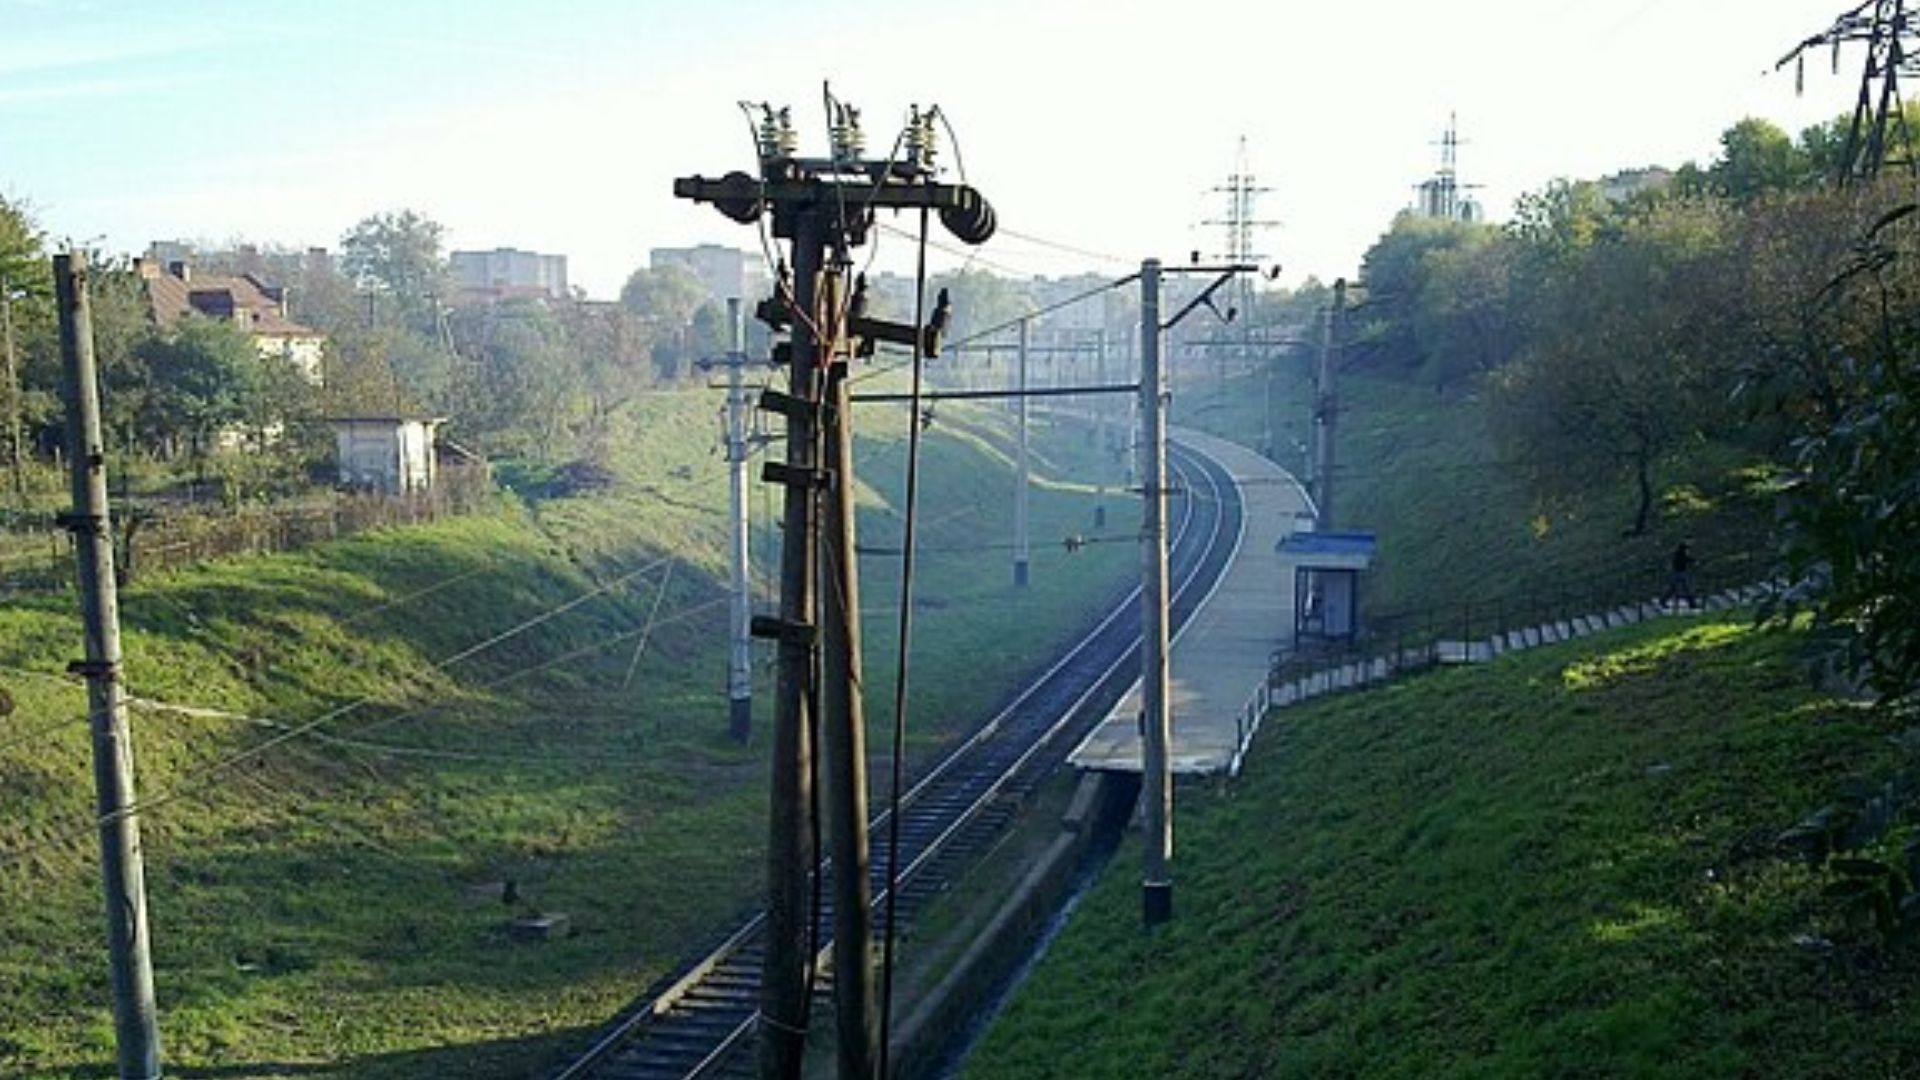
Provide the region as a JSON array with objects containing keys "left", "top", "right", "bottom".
[
  {"left": 737, "top": 100, "right": 788, "bottom": 292},
  {"left": 870, "top": 220, "right": 1035, "bottom": 279},
  {"left": 877, "top": 204, "right": 931, "bottom": 1080},
  {"left": 994, "top": 225, "right": 1132, "bottom": 268},
  {"left": 0, "top": 557, "right": 720, "bottom": 870},
  {"left": 0, "top": 708, "right": 94, "bottom": 757},
  {"left": 129, "top": 696, "right": 670, "bottom": 767},
  {"left": 929, "top": 105, "right": 968, "bottom": 186},
  {"left": 341, "top": 564, "right": 495, "bottom": 625},
  {"left": 0, "top": 592, "right": 736, "bottom": 870},
  {"left": 430, "top": 553, "right": 671, "bottom": 669},
  {"left": 620, "top": 557, "right": 677, "bottom": 692},
  {"left": 339, "top": 592, "right": 731, "bottom": 744},
  {"left": 735, "top": 99, "right": 824, "bottom": 344},
  {"left": 799, "top": 576, "right": 825, "bottom": 1034},
  {"left": 940, "top": 270, "right": 1143, "bottom": 353},
  {"left": 0, "top": 662, "right": 81, "bottom": 689}
]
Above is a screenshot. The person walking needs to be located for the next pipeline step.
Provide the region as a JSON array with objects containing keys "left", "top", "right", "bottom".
[{"left": 1662, "top": 539, "right": 1697, "bottom": 611}]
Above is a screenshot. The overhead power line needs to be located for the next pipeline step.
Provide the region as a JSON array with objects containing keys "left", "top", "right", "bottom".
[{"left": 0, "top": 560, "right": 726, "bottom": 871}]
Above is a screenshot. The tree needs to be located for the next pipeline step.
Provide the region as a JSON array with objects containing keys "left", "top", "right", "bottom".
[
  {"left": 555, "top": 300, "right": 655, "bottom": 462},
  {"left": 1490, "top": 198, "right": 1739, "bottom": 535},
  {"left": 619, "top": 264, "right": 708, "bottom": 326},
  {"left": 132, "top": 316, "right": 264, "bottom": 462},
  {"left": 319, "top": 326, "right": 413, "bottom": 417},
  {"left": 1509, "top": 179, "right": 1621, "bottom": 257},
  {"left": 68, "top": 262, "right": 159, "bottom": 454},
  {"left": 446, "top": 299, "right": 591, "bottom": 457},
  {"left": 1761, "top": 187, "right": 1920, "bottom": 704},
  {"left": 688, "top": 299, "right": 729, "bottom": 360},
  {"left": 1709, "top": 118, "right": 1811, "bottom": 203},
  {"left": 340, "top": 209, "right": 449, "bottom": 329},
  {"left": 620, "top": 264, "right": 712, "bottom": 381},
  {"left": 0, "top": 195, "right": 50, "bottom": 497},
  {"left": 1411, "top": 227, "right": 1517, "bottom": 388},
  {"left": 1355, "top": 213, "right": 1508, "bottom": 383}
]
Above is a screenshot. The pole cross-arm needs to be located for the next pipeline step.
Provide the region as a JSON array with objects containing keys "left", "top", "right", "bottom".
[{"left": 1161, "top": 268, "right": 1247, "bottom": 331}]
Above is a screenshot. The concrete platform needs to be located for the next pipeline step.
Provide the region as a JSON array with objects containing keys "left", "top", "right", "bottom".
[{"left": 1068, "top": 428, "right": 1308, "bottom": 775}]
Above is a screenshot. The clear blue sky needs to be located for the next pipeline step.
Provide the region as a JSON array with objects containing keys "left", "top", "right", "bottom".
[{"left": 1, "top": 0, "right": 1849, "bottom": 297}]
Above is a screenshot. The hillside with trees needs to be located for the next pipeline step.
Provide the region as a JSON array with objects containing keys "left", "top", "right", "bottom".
[
  {"left": 972, "top": 104, "right": 1920, "bottom": 1077},
  {"left": 1199, "top": 109, "right": 1920, "bottom": 706}
]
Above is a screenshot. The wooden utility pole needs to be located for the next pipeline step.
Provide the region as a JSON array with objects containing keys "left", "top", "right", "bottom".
[
  {"left": 677, "top": 103, "right": 993, "bottom": 1077},
  {"left": 55, "top": 251, "right": 164, "bottom": 1080},
  {"left": 1138, "top": 258, "right": 1174, "bottom": 927},
  {"left": 1014, "top": 317, "right": 1031, "bottom": 587},
  {"left": 819, "top": 268, "right": 877, "bottom": 1078},
  {"left": 1313, "top": 278, "right": 1346, "bottom": 529},
  {"left": 756, "top": 213, "right": 823, "bottom": 1080}
]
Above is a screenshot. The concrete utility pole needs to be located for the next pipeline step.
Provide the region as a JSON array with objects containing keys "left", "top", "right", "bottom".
[
  {"left": 1013, "top": 317, "right": 1030, "bottom": 588},
  {"left": 757, "top": 214, "right": 823, "bottom": 1080},
  {"left": 1094, "top": 328, "right": 1108, "bottom": 528},
  {"left": 1125, "top": 323, "right": 1140, "bottom": 494},
  {"left": 1312, "top": 278, "right": 1346, "bottom": 530},
  {"left": 1138, "top": 258, "right": 1174, "bottom": 927},
  {"left": 2, "top": 278, "right": 26, "bottom": 506},
  {"left": 55, "top": 252, "right": 164, "bottom": 1080},
  {"left": 723, "top": 297, "right": 755, "bottom": 743}
]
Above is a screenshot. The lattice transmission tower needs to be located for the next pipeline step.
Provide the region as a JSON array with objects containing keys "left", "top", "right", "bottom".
[
  {"left": 1413, "top": 112, "right": 1484, "bottom": 222},
  {"left": 1201, "top": 136, "right": 1278, "bottom": 332},
  {"left": 1779, "top": 0, "right": 1920, "bottom": 184}
]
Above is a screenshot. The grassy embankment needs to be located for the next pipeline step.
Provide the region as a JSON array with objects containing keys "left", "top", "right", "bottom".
[
  {"left": 967, "top": 615, "right": 1920, "bottom": 1077},
  {"left": 884, "top": 356, "right": 1784, "bottom": 1070},
  {"left": 0, "top": 379, "right": 1133, "bottom": 1078},
  {"left": 953, "top": 361, "right": 1916, "bottom": 1076}
]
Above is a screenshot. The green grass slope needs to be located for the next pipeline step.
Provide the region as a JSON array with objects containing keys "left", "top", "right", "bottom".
[
  {"left": 967, "top": 617, "right": 1920, "bottom": 1078},
  {"left": 1173, "top": 361, "right": 1774, "bottom": 622},
  {"left": 0, "top": 382, "right": 1136, "bottom": 1077}
]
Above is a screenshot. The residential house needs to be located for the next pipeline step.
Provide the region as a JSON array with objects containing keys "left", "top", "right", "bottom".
[{"left": 138, "top": 258, "right": 327, "bottom": 384}]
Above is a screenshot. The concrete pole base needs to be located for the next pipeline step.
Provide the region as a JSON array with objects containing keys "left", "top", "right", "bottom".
[
  {"left": 728, "top": 696, "right": 751, "bottom": 743},
  {"left": 1143, "top": 880, "right": 1173, "bottom": 926},
  {"left": 1014, "top": 560, "right": 1030, "bottom": 588}
]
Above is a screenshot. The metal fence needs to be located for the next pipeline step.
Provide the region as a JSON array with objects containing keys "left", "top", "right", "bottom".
[
  {"left": 0, "top": 464, "right": 493, "bottom": 593},
  {"left": 1228, "top": 548, "right": 1775, "bottom": 773}
]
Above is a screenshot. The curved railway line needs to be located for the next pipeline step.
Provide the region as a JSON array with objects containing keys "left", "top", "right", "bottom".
[{"left": 552, "top": 437, "right": 1245, "bottom": 1080}]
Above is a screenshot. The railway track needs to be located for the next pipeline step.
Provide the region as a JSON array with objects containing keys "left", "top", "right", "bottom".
[{"left": 552, "top": 438, "right": 1244, "bottom": 1080}]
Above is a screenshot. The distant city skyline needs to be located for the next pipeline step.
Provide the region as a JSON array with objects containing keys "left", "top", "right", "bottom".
[{"left": 1, "top": 0, "right": 1851, "bottom": 299}]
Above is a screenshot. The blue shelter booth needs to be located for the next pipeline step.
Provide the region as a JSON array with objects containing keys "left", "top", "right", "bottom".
[{"left": 1276, "top": 530, "right": 1377, "bottom": 647}]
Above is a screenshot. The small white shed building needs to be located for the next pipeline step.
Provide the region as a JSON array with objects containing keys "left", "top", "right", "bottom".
[{"left": 329, "top": 416, "right": 446, "bottom": 494}]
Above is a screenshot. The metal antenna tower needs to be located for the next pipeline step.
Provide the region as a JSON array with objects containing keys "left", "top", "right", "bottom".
[{"left": 1779, "top": 0, "right": 1920, "bottom": 184}]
